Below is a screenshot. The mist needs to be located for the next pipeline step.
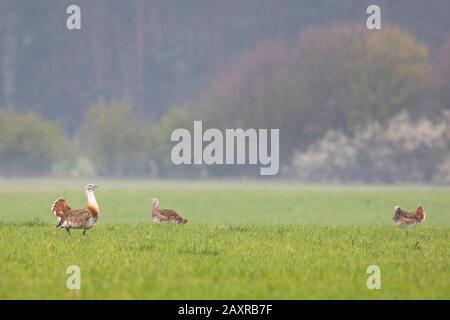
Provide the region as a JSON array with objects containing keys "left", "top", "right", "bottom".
[{"left": 0, "top": 0, "right": 449, "bottom": 183}]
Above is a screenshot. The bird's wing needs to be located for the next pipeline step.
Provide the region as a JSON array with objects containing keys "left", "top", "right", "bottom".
[
  {"left": 399, "top": 216, "right": 417, "bottom": 226},
  {"left": 51, "top": 198, "right": 72, "bottom": 217},
  {"left": 60, "top": 208, "right": 93, "bottom": 225},
  {"left": 397, "top": 209, "right": 416, "bottom": 218},
  {"left": 159, "top": 209, "right": 183, "bottom": 221},
  {"left": 404, "top": 212, "right": 418, "bottom": 219}
]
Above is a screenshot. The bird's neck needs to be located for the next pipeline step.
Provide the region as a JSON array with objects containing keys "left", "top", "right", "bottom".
[{"left": 87, "top": 190, "right": 100, "bottom": 215}]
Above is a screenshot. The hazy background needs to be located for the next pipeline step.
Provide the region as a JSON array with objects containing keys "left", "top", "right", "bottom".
[{"left": 0, "top": 0, "right": 449, "bottom": 182}]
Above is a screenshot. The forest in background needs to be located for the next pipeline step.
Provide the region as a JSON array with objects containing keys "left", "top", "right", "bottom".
[{"left": 0, "top": 0, "right": 449, "bottom": 182}]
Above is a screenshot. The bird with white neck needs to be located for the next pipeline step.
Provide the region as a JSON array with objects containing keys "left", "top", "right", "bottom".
[{"left": 51, "top": 184, "right": 101, "bottom": 236}]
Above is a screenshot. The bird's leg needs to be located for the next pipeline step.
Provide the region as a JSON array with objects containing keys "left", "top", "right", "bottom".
[
  {"left": 83, "top": 230, "right": 87, "bottom": 236},
  {"left": 66, "top": 228, "right": 71, "bottom": 237}
]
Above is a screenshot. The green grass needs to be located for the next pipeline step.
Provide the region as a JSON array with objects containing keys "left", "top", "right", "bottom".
[{"left": 0, "top": 185, "right": 449, "bottom": 299}]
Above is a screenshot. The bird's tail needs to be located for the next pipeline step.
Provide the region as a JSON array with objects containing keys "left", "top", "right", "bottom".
[
  {"left": 181, "top": 218, "right": 188, "bottom": 224},
  {"left": 51, "top": 198, "right": 70, "bottom": 217},
  {"left": 415, "top": 207, "right": 426, "bottom": 223}
]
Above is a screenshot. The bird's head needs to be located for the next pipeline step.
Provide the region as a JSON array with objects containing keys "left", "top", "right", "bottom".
[
  {"left": 152, "top": 198, "right": 159, "bottom": 208},
  {"left": 394, "top": 206, "right": 402, "bottom": 214},
  {"left": 85, "top": 184, "right": 100, "bottom": 192}
]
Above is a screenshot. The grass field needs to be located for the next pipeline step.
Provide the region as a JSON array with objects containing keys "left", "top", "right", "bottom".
[{"left": 0, "top": 181, "right": 449, "bottom": 299}]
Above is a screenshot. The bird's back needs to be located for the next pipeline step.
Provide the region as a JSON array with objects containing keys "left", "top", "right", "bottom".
[
  {"left": 153, "top": 207, "right": 188, "bottom": 224},
  {"left": 57, "top": 207, "right": 96, "bottom": 229}
]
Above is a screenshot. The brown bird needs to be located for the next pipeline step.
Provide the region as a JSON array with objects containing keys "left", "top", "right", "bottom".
[
  {"left": 51, "top": 184, "right": 100, "bottom": 236},
  {"left": 151, "top": 198, "right": 188, "bottom": 224},
  {"left": 392, "top": 206, "right": 426, "bottom": 228}
]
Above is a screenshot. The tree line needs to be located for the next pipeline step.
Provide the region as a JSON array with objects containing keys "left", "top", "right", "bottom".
[
  {"left": 0, "top": 23, "right": 449, "bottom": 181},
  {"left": 1, "top": 1, "right": 450, "bottom": 131}
]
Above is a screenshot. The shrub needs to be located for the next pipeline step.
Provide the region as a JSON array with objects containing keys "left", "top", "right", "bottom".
[
  {"left": 0, "top": 109, "right": 68, "bottom": 176},
  {"left": 290, "top": 111, "right": 450, "bottom": 184}
]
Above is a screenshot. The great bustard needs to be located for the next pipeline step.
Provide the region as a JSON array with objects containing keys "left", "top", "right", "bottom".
[
  {"left": 393, "top": 206, "right": 426, "bottom": 228},
  {"left": 51, "top": 184, "right": 100, "bottom": 236},
  {"left": 152, "top": 198, "right": 188, "bottom": 224}
]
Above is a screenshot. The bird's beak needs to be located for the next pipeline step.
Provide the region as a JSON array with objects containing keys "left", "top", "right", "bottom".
[{"left": 94, "top": 185, "right": 100, "bottom": 189}]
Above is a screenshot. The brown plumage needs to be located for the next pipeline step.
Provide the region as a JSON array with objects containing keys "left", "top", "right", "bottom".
[
  {"left": 393, "top": 206, "right": 426, "bottom": 228},
  {"left": 51, "top": 184, "right": 100, "bottom": 236},
  {"left": 152, "top": 198, "right": 188, "bottom": 224}
]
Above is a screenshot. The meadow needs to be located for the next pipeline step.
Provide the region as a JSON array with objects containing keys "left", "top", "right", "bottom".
[{"left": 0, "top": 180, "right": 449, "bottom": 299}]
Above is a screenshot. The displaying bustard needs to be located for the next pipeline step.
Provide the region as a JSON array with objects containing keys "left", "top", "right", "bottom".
[
  {"left": 51, "top": 184, "right": 100, "bottom": 236},
  {"left": 393, "top": 206, "right": 426, "bottom": 228},
  {"left": 152, "top": 198, "right": 188, "bottom": 224}
]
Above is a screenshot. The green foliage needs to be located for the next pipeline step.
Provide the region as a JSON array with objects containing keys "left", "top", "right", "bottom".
[
  {"left": 148, "top": 106, "right": 200, "bottom": 177},
  {"left": 2, "top": 1, "right": 450, "bottom": 130},
  {"left": 77, "top": 101, "right": 154, "bottom": 177},
  {"left": 349, "top": 26, "right": 438, "bottom": 127},
  {"left": 0, "top": 109, "right": 67, "bottom": 176},
  {"left": 0, "top": 21, "right": 448, "bottom": 178},
  {"left": 151, "top": 108, "right": 190, "bottom": 165},
  {"left": 190, "top": 25, "right": 441, "bottom": 167},
  {"left": 437, "top": 34, "right": 450, "bottom": 108}
]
